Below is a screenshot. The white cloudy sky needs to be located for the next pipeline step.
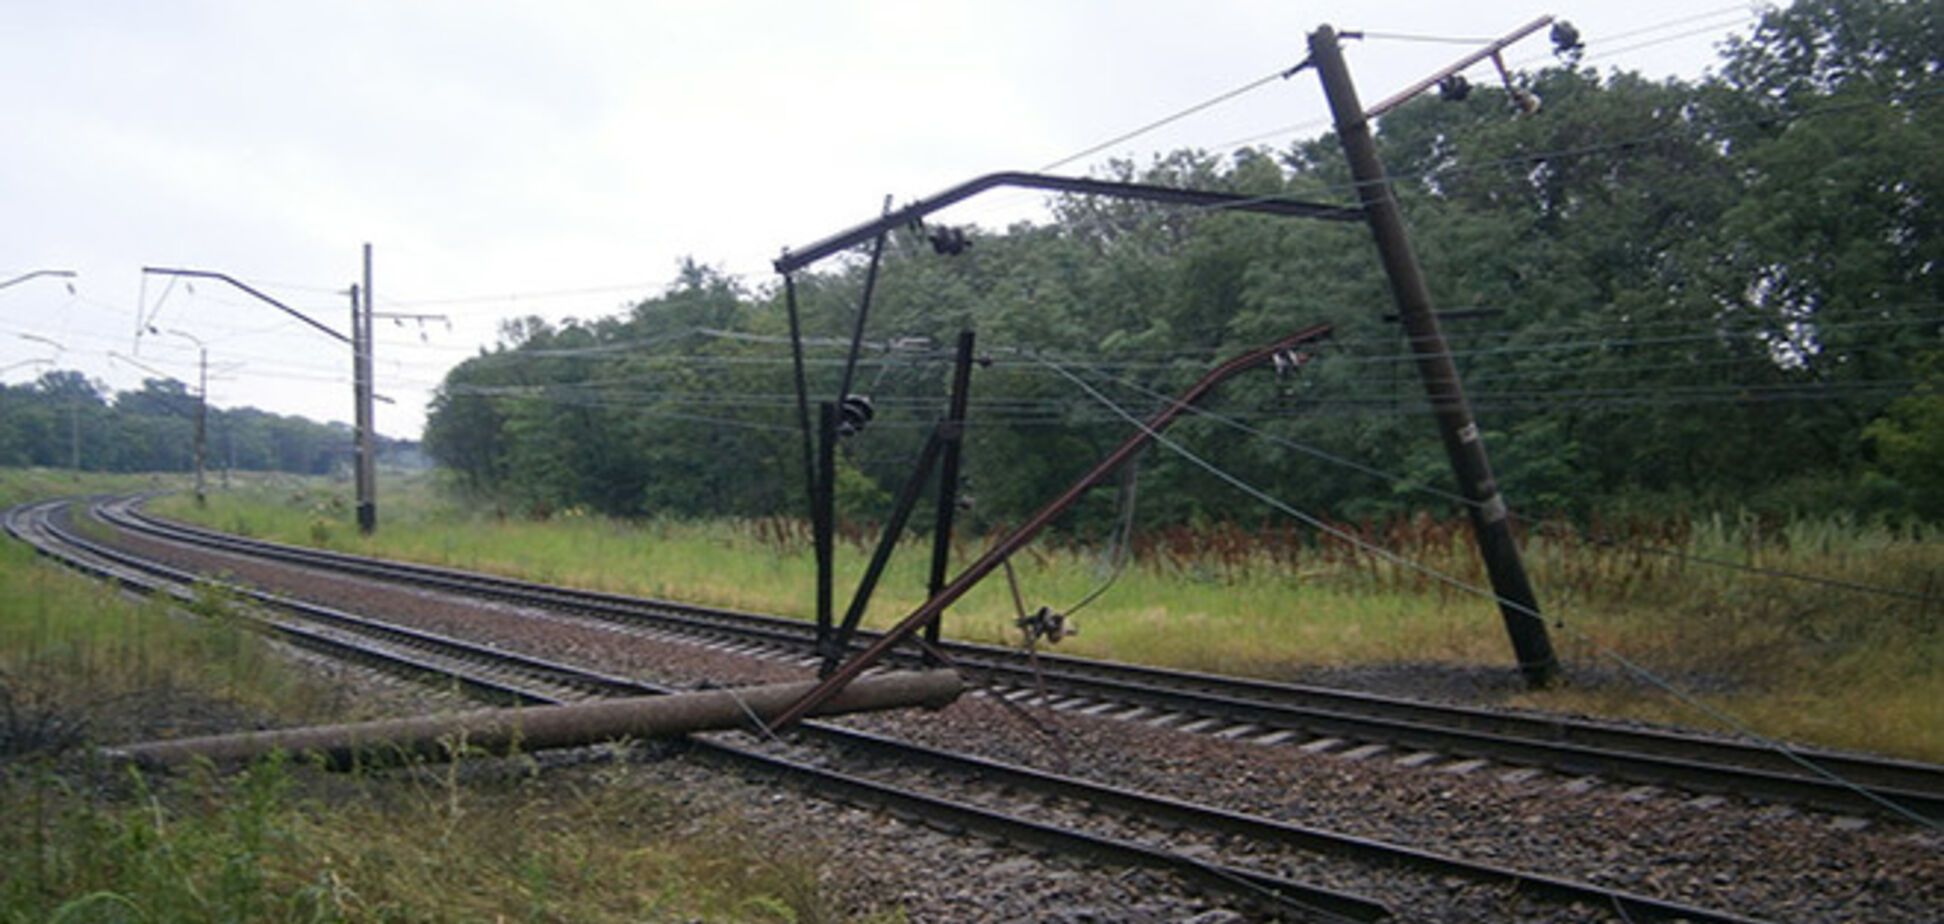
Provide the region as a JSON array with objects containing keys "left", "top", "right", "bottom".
[{"left": 1, "top": 1, "right": 1762, "bottom": 438}]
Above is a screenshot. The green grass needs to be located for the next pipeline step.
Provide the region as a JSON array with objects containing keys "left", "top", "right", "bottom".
[
  {"left": 0, "top": 538, "right": 351, "bottom": 744},
  {"left": 0, "top": 468, "right": 186, "bottom": 510},
  {"left": 0, "top": 469, "right": 866, "bottom": 922},
  {"left": 1, "top": 754, "right": 846, "bottom": 923},
  {"left": 2, "top": 471, "right": 350, "bottom": 747},
  {"left": 7, "top": 466, "right": 1932, "bottom": 916},
  {"left": 150, "top": 472, "right": 1944, "bottom": 763}
]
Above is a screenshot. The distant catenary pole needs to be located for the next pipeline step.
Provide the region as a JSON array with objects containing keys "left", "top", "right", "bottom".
[{"left": 356, "top": 244, "right": 377, "bottom": 534}]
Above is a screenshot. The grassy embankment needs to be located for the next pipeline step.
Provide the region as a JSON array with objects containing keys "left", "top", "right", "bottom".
[
  {"left": 0, "top": 469, "right": 854, "bottom": 923},
  {"left": 153, "top": 471, "right": 1943, "bottom": 763}
]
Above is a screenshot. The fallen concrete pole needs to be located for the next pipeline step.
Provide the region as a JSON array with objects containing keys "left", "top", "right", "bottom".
[{"left": 106, "top": 669, "right": 962, "bottom": 770}]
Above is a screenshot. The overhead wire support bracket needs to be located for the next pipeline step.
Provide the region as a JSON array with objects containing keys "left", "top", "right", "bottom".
[
  {"left": 775, "top": 166, "right": 1355, "bottom": 707},
  {"left": 0, "top": 269, "right": 78, "bottom": 292},
  {"left": 1361, "top": 15, "right": 1554, "bottom": 119},
  {"left": 773, "top": 171, "right": 1361, "bottom": 275},
  {"left": 371, "top": 309, "right": 450, "bottom": 324},
  {"left": 836, "top": 194, "right": 895, "bottom": 409},
  {"left": 924, "top": 330, "right": 978, "bottom": 660},
  {"left": 821, "top": 424, "right": 949, "bottom": 676},
  {"left": 766, "top": 323, "right": 1334, "bottom": 734},
  {"left": 140, "top": 268, "right": 350, "bottom": 345}
]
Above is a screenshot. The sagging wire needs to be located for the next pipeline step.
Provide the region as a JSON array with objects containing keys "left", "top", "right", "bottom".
[
  {"left": 398, "top": 302, "right": 1944, "bottom": 374},
  {"left": 133, "top": 272, "right": 147, "bottom": 350},
  {"left": 1610, "top": 892, "right": 1643, "bottom": 924},
  {"left": 1034, "top": 3, "right": 1745, "bottom": 184},
  {"left": 385, "top": 279, "right": 664, "bottom": 308},
  {"left": 985, "top": 557, "right": 1080, "bottom": 771},
  {"left": 1001, "top": 559, "right": 1066, "bottom": 699},
  {"left": 724, "top": 685, "right": 786, "bottom": 745},
  {"left": 1358, "top": 31, "right": 1502, "bottom": 45},
  {"left": 1159, "top": 83, "right": 1944, "bottom": 233},
  {"left": 1504, "top": 5, "right": 1758, "bottom": 70},
  {"left": 1097, "top": 367, "right": 1941, "bottom": 606},
  {"left": 1579, "top": 3, "right": 1754, "bottom": 48},
  {"left": 1040, "top": 66, "right": 1299, "bottom": 173},
  {"left": 1041, "top": 354, "right": 1942, "bottom": 833},
  {"left": 968, "top": 435, "right": 1144, "bottom": 650},
  {"left": 910, "top": 635, "right": 1067, "bottom": 760},
  {"left": 134, "top": 274, "right": 180, "bottom": 352},
  {"left": 1065, "top": 450, "right": 1142, "bottom": 620}
]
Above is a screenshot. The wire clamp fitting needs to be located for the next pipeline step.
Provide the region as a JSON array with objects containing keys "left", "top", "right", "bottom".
[{"left": 1017, "top": 606, "right": 1074, "bottom": 646}]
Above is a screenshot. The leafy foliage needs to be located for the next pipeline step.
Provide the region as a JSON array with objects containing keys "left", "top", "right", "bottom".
[
  {"left": 0, "top": 372, "right": 417, "bottom": 476},
  {"left": 426, "top": 0, "right": 1942, "bottom": 529}
]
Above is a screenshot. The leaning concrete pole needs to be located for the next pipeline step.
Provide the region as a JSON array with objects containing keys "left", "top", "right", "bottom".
[{"left": 1309, "top": 25, "right": 1559, "bottom": 687}]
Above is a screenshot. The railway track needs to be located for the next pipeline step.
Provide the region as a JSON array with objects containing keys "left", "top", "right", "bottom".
[
  {"left": 6, "top": 495, "right": 1803, "bottom": 922},
  {"left": 95, "top": 494, "right": 1944, "bottom": 825}
]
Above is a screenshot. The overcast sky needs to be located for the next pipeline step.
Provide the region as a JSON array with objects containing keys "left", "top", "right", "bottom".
[{"left": 1, "top": 1, "right": 1762, "bottom": 439}]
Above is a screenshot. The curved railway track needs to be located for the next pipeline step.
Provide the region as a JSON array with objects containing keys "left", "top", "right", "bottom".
[
  {"left": 93, "top": 494, "right": 1944, "bottom": 825},
  {"left": 4, "top": 495, "right": 1815, "bottom": 922}
]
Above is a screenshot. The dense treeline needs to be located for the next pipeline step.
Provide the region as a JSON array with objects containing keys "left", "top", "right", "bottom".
[
  {"left": 0, "top": 371, "right": 418, "bottom": 476},
  {"left": 427, "top": 0, "right": 1943, "bottom": 529}
]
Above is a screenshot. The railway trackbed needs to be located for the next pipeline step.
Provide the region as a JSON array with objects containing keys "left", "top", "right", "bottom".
[
  {"left": 91, "top": 494, "right": 1944, "bottom": 825},
  {"left": 9, "top": 495, "right": 1941, "bottom": 921}
]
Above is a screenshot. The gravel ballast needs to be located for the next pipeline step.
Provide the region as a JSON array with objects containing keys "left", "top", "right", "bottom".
[{"left": 94, "top": 513, "right": 1944, "bottom": 922}]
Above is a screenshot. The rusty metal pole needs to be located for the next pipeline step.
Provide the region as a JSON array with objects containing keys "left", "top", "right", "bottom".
[
  {"left": 924, "top": 330, "right": 977, "bottom": 658},
  {"left": 814, "top": 401, "right": 838, "bottom": 662},
  {"left": 823, "top": 428, "right": 946, "bottom": 675},
  {"left": 784, "top": 273, "right": 818, "bottom": 540},
  {"left": 1308, "top": 25, "right": 1558, "bottom": 687},
  {"left": 106, "top": 670, "right": 963, "bottom": 770}
]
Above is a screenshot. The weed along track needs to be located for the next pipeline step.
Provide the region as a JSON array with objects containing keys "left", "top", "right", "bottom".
[
  {"left": 7, "top": 496, "right": 1938, "bottom": 921},
  {"left": 99, "top": 495, "right": 1944, "bottom": 823}
]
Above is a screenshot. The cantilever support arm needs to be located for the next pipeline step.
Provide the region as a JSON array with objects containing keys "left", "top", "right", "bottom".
[
  {"left": 765, "top": 322, "right": 1334, "bottom": 732},
  {"left": 0, "top": 269, "right": 77, "bottom": 291},
  {"left": 774, "top": 172, "right": 1360, "bottom": 274},
  {"left": 1360, "top": 15, "right": 1554, "bottom": 119},
  {"left": 141, "top": 268, "right": 350, "bottom": 345}
]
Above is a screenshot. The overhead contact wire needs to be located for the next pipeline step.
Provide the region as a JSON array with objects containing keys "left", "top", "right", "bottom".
[
  {"left": 1098, "top": 368, "right": 1941, "bottom": 604},
  {"left": 1041, "top": 355, "right": 1942, "bottom": 832},
  {"left": 1040, "top": 67, "right": 1297, "bottom": 173}
]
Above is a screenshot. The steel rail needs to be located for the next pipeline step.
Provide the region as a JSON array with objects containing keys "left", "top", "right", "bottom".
[
  {"left": 15, "top": 498, "right": 1778, "bottom": 923},
  {"left": 10, "top": 499, "right": 1388, "bottom": 923},
  {"left": 808, "top": 727, "right": 1769, "bottom": 924},
  {"left": 104, "top": 497, "right": 1944, "bottom": 821}
]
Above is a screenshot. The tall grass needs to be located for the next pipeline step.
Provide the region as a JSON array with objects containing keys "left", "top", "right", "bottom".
[
  {"left": 1, "top": 469, "right": 860, "bottom": 922},
  {"left": 1, "top": 754, "right": 841, "bottom": 923},
  {"left": 0, "top": 525, "right": 350, "bottom": 751},
  {"left": 152, "top": 473, "right": 1944, "bottom": 762}
]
